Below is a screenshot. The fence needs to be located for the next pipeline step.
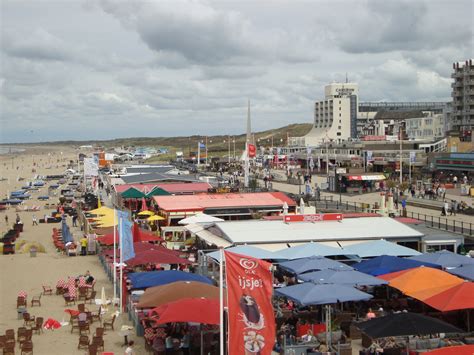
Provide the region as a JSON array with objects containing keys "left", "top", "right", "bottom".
[{"left": 312, "top": 200, "right": 473, "bottom": 237}]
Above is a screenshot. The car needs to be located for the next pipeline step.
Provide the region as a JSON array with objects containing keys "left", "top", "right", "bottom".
[{"left": 38, "top": 196, "right": 50, "bottom": 200}]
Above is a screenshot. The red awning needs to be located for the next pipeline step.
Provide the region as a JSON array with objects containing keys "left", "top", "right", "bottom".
[
  {"left": 125, "top": 250, "right": 191, "bottom": 267},
  {"left": 151, "top": 298, "right": 219, "bottom": 325}
]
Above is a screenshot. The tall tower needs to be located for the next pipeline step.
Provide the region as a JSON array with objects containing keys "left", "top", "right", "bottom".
[
  {"left": 451, "top": 59, "right": 474, "bottom": 140},
  {"left": 244, "top": 100, "right": 251, "bottom": 188}
]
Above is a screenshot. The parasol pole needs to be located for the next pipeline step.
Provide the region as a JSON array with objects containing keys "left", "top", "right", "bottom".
[
  {"left": 113, "top": 209, "right": 117, "bottom": 302},
  {"left": 219, "top": 247, "right": 224, "bottom": 355},
  {"left": 119, "top": 216, "right": 123, "bottom": 313}
]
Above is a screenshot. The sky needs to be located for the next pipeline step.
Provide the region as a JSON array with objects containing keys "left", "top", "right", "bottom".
[{"left": 0, "top": 0, "right": 472, "bottom": 143}]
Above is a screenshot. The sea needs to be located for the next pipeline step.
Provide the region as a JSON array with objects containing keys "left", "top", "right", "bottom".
[{"left": 0, "top": 147, "right": 25, "bottom": 155}]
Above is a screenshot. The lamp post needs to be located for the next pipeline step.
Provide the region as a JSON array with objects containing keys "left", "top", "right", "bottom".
[{"left": 399, "top": 121, "right": 404, "bottom": 185}]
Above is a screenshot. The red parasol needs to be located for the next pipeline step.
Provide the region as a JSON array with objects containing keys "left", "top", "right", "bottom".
[
  {"left": 133, "top": 224, "right": 162, "bottom": 243},
  {"left": 141, "top": 197, "right": 147, "bottom": 212},
  {"left": 151, "top": 298, "right": 219, "bottom": 325},
  {"left": 44, "top": 318, "right": 61, "bottom": 330},
  {"left": 423, "top": 282, "right": 474, "bottom": 312},
  {"left": 64, "top": 309, "right": 80, "bottom": 316}
]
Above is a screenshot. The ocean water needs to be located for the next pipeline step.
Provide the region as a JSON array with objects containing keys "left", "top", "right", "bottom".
[{"left": 0, "top": 147, "right": 25, "bottom": 155}]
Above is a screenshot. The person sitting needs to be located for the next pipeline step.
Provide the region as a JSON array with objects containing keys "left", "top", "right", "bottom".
[
  {"left": 300, "top": 329, "right": 314, "bottom": 343},
  {"left": 84, "top": 270, "right": 94, "bottom": 284},
  {"left": 366, "top": 308, "right": 376, "bottom": 319}
]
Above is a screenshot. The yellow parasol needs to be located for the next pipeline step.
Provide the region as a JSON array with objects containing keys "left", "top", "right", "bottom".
[
  {"left": 147, "top": 215, "right": 165, "bottom": 221},
  {"left": 138, "top": 210, "right": 155, "bottom": 216},
  {"left": 88, "top": 206, "right": 114, "bottom": 216}
]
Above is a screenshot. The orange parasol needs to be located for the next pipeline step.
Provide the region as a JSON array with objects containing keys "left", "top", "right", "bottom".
[
  {"left": 423, "top": 282, "right": 474, "bottom": 312},
  {"left": 380, "top": 266, "right": 464, "bottom": 301}
]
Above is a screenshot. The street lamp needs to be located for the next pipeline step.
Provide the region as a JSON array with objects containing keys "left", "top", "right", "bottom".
[{"left": 398, "top": 121, "right": 405, "bottom": 185}]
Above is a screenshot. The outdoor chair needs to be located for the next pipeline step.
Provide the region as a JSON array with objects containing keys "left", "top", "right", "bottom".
[
  {"left": 4, "top": 330, "right": 14, "bottom": 343},
  {"left": 70, "top": 318, "right": 80, "bottom": 334},
  {"left": 79, "top": 321, "right": 91, "bottom": 336},
  {"left": 42, "top": 285, "right": 53, "bottom": 296},
  {"left": 18, "top": 330, "right": 32, "bottom": 347},
  {"left": 90, "top": 306, "right": 101, "bottom": 323},
  {"left": 64, "top": 294, "right": 76, "bottom": 306},
  {"left": 78, "top": 335, "right": 90, "bottom": 350},
  {"left": 78, "top": 287, "right": 88, "bottom": 301},
  {"left": 23, "top": 313, "right": 35, "bottom": 327},
  {"left": 103, "top": 315, "right": 116, "bottom": 331},
  {"left": 3, "top": 341, "right": 14, "bottom": 355},
  {"left": 30, "top": 294, "right": 41, "bottom": 307},
  {"left": 92, "top": 336, "right": 104, "bottom": 352},
  {"left": 20, "top": 340, "right": 33, "bottom": 355},
  {"left": 88, "top": 344, "right": 98, "bottom": 355},
  {"left": 17, "top": 297, "right": 27, "bottom": 308},
  {"left": 31, "top": 317, "right": 43, "bottom": 334},
  {"left": 85, "top": 290, "right": 96, "bottom": 304},
  {"left": 0, "top": 335, "right": 5, "bottom": 348},
  {"left": 16, "top": 327, "right": 26, "bottom": 343}
]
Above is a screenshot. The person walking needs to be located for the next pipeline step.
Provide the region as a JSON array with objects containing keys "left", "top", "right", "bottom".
[
  {"left": 451, "top": 200, "right": 458, "bottom": 216},
  {"left": 32, "top": 215, "right": 38, "bottom": 226},
  {"left": 80, "top": 235, "right": 88, "bottom": 256},
  {"left": 72, "top": 214, "right": 78, "bottom": 227},
  {"left": 5, "top": 215, "right": 8, "bottom": 225}
]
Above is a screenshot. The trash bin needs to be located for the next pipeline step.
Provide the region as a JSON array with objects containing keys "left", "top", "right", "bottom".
[
  {"left": 17, "top": 306, "right": 27, "bottom": 320},
  {"left": 30, "top": 247, "right": 37, "bottom": 257}
]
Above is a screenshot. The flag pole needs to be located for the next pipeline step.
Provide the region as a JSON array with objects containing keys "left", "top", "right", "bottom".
[
  {"left": 219, "top": 247, "right": 224, "bottom": 355},
  {"left": 113, "top": 209, "right": 117, "bottom": 302},
  {"left": 119, "top": 216, "right": 123, "bottom": 313}
]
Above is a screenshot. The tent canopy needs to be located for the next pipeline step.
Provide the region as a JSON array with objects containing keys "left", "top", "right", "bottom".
[
  {"left": 128, "top": 270, "right": 213, "bottom": 289},
  {"left": 447, "top": 264, "right": 474, "bottom": 281},
  {"left": 423, "top": 282, "right": 474, "bottom": 312},
  {"left": 299, "top": 269, "right": 388, "bottom": 286},
  {"left": 274, "top": 283, "right": 372, "bottom": 306},
  {"left": 379, "top": 267, "right": 465, "bottom": 301},
  {"left": 357, "top": 312, "right": 463, "bottom": 338},
  {"left": 408, "top": 250, "right": 474, "bottom": 268},
  {"left": 207, "top": 245, "right": 286, "bottom": 262},
  {"left": 342, "top": 239, "right": 421, "bottom": 258},
  {"left": 151, "top": 298, "right": 219, "bottom": 325},
  {"left": 354, "top": 255, "right": 441, "bottom": 276},
  {"left": 137, "top": 281, "right": 219, "bottom": 308},
  {"left": 277, "top": 242, "right": 349, "bottom": 259},
  {"left": 178, "top": 213, "right": 224, "bottom": 225},
  {"left": 278, "top": 256, "right": 353, "bottom": 275},
  {"left": 121, "top": 187, "right": 146, "bottom": 199}
]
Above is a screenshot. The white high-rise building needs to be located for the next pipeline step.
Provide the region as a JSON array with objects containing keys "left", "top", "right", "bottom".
[{"left": 304, "top": 83, "right": 359, "bottom": 146}]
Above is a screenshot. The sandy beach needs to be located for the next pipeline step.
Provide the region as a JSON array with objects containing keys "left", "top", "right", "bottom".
[{"left": 0, "top": 146, "right": 145, "bottom": 354}]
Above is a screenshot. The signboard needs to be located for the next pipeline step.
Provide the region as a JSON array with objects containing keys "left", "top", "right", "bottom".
[
  {"left": 347, "top": 175, "right": 386, "bottom": 181},
  {"left": 363, "top": 136, "right": 386, "bottom": 141},
  {"left": 284, "top": 213, "right": 343, "bottom": 223},
  {"left": 225, "top": 251, "right": 275, "bottom": 355},
  {"left": 336, "top": 168, "right": 347, "bottom": 174}
]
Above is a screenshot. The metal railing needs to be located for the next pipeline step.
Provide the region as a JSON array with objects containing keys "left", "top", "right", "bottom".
[{"left": 312, "top": 200, "right": 473, "bottom": 237}]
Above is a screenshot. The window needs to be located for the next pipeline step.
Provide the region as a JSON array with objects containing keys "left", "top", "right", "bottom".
[
  {"left": 339, "top": 107, "right": 341, "bottom": 111},
  {"left": 339, "top": 113, "right": 341, "bottom": 117},
  {"left": 337, "top": 132, "right": 341, "bottom": 136},
  {"left": 338, "top": 126, "right": 341, "bottom": 129}
]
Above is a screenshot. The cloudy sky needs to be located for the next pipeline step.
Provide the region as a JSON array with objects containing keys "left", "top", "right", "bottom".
[{"left": 1, "top": 0, "right": 472, "bottom": 143}]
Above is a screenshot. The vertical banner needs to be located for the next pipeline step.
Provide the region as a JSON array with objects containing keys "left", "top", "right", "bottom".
[
  {"left": 225, "top": 251, "right": 275, "bottom": 355},
  {"left": 117, "top": 210, "right": 135, "bottom": 261},
  {"left": 83, "top": 158, "right": 99, "bottom": 177}
]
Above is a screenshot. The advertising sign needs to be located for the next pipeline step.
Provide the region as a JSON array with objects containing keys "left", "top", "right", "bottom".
[
  {"left": 283, "top": 213, "right": 343, "bottom": 223},
  {"left": 225, "top": 251, "right": 275, "bottom": 355}
]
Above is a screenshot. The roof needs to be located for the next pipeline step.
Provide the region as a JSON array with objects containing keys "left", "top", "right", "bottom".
[
  {"left": 114, "top": 182, "right": 211, "bottom": 194},
  {"left": 374, "top": 110, "right": 425, "bottom": 120},
  {"left": 153, "top": 192, "right": 296, "bottom": 212},
  {"left": 121, "top": 173, "right": 200, "bottom": 184},
  {"left": 212, "top": 217, "right": 424, "bottom": 245},
  {"left": 126, "top": 166, "right": 175, "bottom": 174}
]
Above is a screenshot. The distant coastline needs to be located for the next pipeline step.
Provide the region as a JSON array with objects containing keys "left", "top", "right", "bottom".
[{"left": 0, "top": 146, "right": 26, "bottom": 155}]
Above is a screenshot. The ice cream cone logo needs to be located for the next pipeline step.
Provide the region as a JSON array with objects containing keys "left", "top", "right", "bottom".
[{"left": 240, "top": 258, "right": 258, "bottom": 270}]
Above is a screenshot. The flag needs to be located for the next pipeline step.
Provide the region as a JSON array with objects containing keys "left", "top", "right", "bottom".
[
  {"left": 97, "top": 196, "right": 102, "bottom": 208},
  {"left": 248, "top": 144, "right": 256, "bottom": 158},
  {"left": 117, "top": 210, "right": 134, "bottom": 261},
  {"left": 225, "top": 251, "right": 275, "bottom": 355}
]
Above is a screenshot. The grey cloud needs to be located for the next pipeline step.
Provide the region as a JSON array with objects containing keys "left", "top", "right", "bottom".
[
  {"left": 330, "top": 0, "right": 472, "bottom": 54},
  {"left": 3, "top": 28, "right": 73, "bottom": 62}
]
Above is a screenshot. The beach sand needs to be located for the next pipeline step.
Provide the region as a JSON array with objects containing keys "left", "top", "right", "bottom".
[{"left": 0, "top": 146, "right": 146, "bottom": 354}]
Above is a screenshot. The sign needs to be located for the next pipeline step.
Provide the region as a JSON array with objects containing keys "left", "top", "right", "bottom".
[
  {"left": 336, "top": 168, "right": 347, "bottom": 174},
  {"left": 410, "top": 151, "right": 416, "bottom": 163},
  {"left": 347, "top": 175, "right": 385, "bottom": 181},
  {"left": 335, "top": 88, "right": 355, "bottom": 95},
  {"left": 366, "top": 151, "right": 373, "bottom": 161},
  {"left": 83, "top": 158, "right": 98, "bottom": 177},
  {"left": 225, "top": 251, "right": 275, "bottom": 355},
  {"left": 284, "top": 213, "right": 343, "bottom": 223}
]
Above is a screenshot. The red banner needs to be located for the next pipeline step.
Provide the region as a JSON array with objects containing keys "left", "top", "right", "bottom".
[
  {"left": 248, "top": 144, "right": 256, "bottom": 158},
  {"left": 283, "top": 213, "right": 343, "bottom": 223},
  {"left": 225, "top": 251, "right": 275, "bottom": 355}
]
